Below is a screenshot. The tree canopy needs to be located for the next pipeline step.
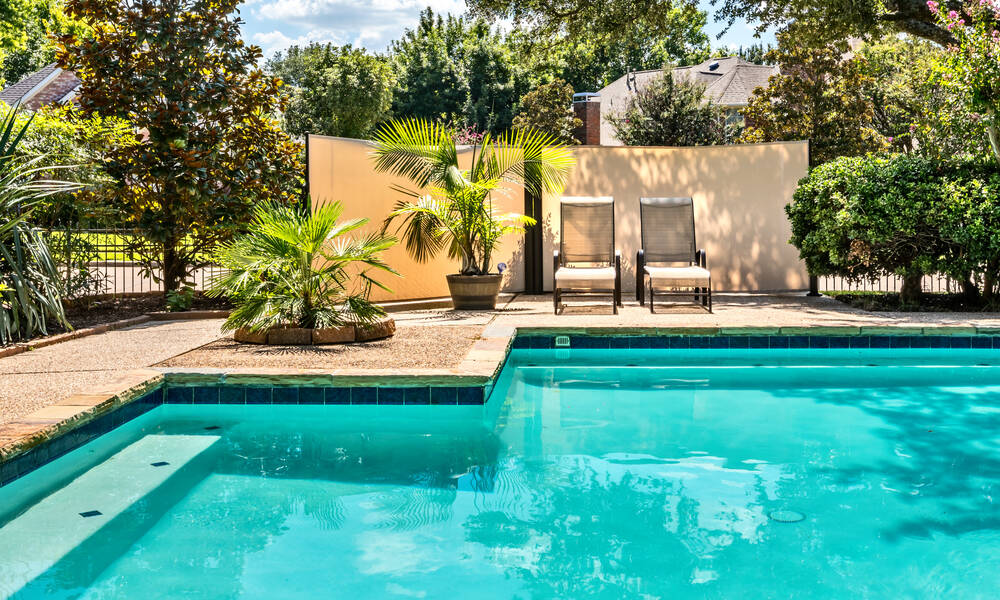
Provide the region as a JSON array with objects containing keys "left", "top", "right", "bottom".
[
  {"left": 266, "top": 43, "right": 395, "bottom": 139},
  {"left": 468, "top": 0, "right": 991, "bottom": 48},
  {"left": 607, "top": 72, "right": 732, "bottom": 146},
  {"left": 58, "top": 0, "right": 304, "bottom": 293},
  {"left": 738, "top": 33, "right": 884, "bottom": 166},
  {"left": 512, "top": 79, "right": 581, "bottom": 144}
]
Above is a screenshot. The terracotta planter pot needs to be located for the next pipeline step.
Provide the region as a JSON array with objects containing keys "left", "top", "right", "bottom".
[{"left": 446, "top": 274, "right": 502, "bottom": 310}]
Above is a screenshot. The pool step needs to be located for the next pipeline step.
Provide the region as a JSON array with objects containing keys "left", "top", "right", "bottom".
[{"left": 0, "top": 434, "right": 219, "bottom": 598}]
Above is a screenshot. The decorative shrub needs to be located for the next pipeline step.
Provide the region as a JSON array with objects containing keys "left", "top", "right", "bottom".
[{"left": 788, "top": 154, "right": 1000, "bottom": 302}]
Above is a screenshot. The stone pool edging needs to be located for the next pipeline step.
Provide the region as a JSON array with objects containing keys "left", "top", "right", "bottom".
[{"left": 4, "top": 323, "right": 1000, "bottom": 487}]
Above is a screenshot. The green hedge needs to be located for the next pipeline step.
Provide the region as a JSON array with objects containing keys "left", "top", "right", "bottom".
[{"left": 787, "top": 154, "right": 1000, "bottom": 300}]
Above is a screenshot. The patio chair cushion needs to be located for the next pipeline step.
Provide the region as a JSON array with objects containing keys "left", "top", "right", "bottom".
[
  {"left": 645, "top": 265, "right": 711, "bottom": 288},
  {"left": 555, "top": 266, "right": 617, "bottom": 289}
]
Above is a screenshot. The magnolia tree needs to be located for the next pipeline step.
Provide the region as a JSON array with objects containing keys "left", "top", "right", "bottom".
[{"left": 929, "top": 0, "right": 1000, "bottom": 165}]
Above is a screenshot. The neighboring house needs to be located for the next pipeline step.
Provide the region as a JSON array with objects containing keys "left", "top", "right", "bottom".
[
  {"left": 573, "top": 56, "right": 779, "bottom": 146},
  {"left": 0, "top": 64, "right": 80, "bottom": 110}
]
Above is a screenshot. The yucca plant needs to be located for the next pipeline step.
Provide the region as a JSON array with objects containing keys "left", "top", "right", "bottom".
[
  {"left": 207, "top": 201, "right": 398, "bottom": 332},
  {"left": 372, "top": 118, "right": 575, "bottom": 275},
  {"left": 0, "top": 104, "right": 81, "bottom": 344}
]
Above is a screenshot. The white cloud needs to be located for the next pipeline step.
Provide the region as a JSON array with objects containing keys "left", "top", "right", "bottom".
[
  {"left": 249, "top": 0, "right": 465, "bottom": 52},
  {"left": 252, "top": 28, "right": 343, "bottom": 55}
]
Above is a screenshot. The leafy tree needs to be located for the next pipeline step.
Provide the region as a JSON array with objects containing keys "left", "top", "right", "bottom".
[
  {"left": 461, "top": 21, "right": 526, "bottom": 133},
  {"left": 856, "top": 34, "right": 990, "bottom": 159},
  {"left": 512, "top": 79, "right": 581, "bottom": 144},
  {"left": 503, "top": 3, "right": 711, "bottom": 91},
  {"left": 208, "top": 201, "right": 398, "bottom": 332},
  {"left": 715, "top": 43, "right": 775, "bottom": 65},
  {"left": 928, "top": 0, "right": 1000, "bottom": 165},
  {"left": 469, "top": 0, "right": 709, "bottom": 48},
  {"left": 0, "top": 0, "right": 81, "bottom": 85},
  {"left": 469, "top": 0, "right": 991, "bottom": 49},
  {"left": 390, "top": 9, "right": 471, "bottom": 126},
  {"left": 788, "top": 154, "right": 1000, "bottom": 304},
  {"left": 738, "top": 33, "right": 884, "bottom": 166},
  {"left": 390, "top": 9, "right": 526, "bottom": 134},
  {"left": 607, "top": 72, "right": 731, "bottom": 146},
  {"left": 265, "top": 43, "right": 395, "bottom": 139},
  {"left": 57, "top": 0, "right": 304, "bottom": 293}
]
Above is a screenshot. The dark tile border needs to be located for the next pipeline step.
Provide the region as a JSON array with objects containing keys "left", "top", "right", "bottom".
[
  {"left": 511, "top": 334, "right": 1000, "bottom": 350},
  {"left": 6, "top": 329, "right": 999, "bottom": 489},
  {"left": 168, "top": 384, "right": 485, "bottom": 406}
]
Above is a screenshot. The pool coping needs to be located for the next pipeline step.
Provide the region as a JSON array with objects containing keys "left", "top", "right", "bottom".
[{"left": 4, "top": 323, "right": 1000, "bottom": 485}]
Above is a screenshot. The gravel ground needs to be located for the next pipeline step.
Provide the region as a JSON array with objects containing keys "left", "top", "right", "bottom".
[
  {"left": 157, "top": 325, "right": 483, "bottom": 370},
  {"left": 0, "top": 319, "right": 225, "bottom": 425}
]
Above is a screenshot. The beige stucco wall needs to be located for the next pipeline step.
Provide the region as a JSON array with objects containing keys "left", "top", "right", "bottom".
[
  {"left": 309, "top": 136, "right": 809, "bottom": 301},
  {"left": 542, "top": 141, "right": 810, "bottom": 292},
  {"left": 307, "top": 135, "right": 525, "bottom": 302}
]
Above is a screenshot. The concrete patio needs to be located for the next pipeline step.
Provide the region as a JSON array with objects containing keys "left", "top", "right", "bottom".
[{"left": 5, "top": 292, "right": 1000, "bottom": 431}]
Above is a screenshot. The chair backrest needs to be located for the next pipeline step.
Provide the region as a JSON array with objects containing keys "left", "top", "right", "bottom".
[
  {"left": 559, "top": 197, "right": 615, "bottom": 265},
  {"left": 639, "top": 197, "right": 696, "bottom": 264}
]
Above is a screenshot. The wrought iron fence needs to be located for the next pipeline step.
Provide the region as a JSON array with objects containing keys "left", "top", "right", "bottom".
[
  {"left": 43, "top": 227, "right": 226, "bottom": 298},
  {"left": 817, "top": 274, "right": 960, "bottom": 294}
]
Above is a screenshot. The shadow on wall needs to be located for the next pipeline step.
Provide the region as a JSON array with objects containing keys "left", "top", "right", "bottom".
[{"left": 542, "top": 142, "right": 810, "bottom": 294}]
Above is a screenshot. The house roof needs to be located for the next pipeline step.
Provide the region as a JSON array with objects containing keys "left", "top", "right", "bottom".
[
  {"left": 599, "top": 57, "right": 779, "bottom": 109},
  {"left": 0, "top": 63, "right": 80, "bottom": 107}
]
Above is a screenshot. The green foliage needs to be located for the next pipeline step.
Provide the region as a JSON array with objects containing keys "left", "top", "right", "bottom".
[
  {"left": 468, "top": 0, "right": 710, "bottom": 51},
  {"left": 390, "top": 10, "right": 474, "bottom": 127},
  {"left": 266, "top": 43, "right": 395, "bottom": 139},
  {"left": 857, "top": 35, "right": 990, "bottom": 159},
  {"left": 208, "top": 201, "right": 398, "bottom": 332},
  {"left": 2, "top": 103, "right": 137, "bottom": 226},
  {"left": 57, "top": 0, "right": 305, "bottom": 294},
  {"left": 607, "top": 72, "right": 731, "bottom": 147},
  {"left": 512, "top": 79, "right": 581, "bottom": 145},
  {"left": 739, "top": 32, "right": 885, "bottom": 166},
  {"left": 788, "top": 154, "right": 1000, "bottom": 302},
  {"left": 373, "top": 118, "right": 574, "bottom": 275},
  {"left": 928, "top": 0, "right": 1000, "bottom": 165},
  {"left": 713, "top": 0, "right": 975, "bottom": 47},
  {"left": 390, "top": 9, "right": 526, "bottom": 134},
  {"left": 0, "top": 0, "right": 84, "bottom": 85},
  {"left": 165, "top": 285, "right": 194, "bottom": 312},
  {"left": 508, "top": 2, "right": 711, "bottom": 91},
  {"left": 0, "top": 104, "right": 79, "bottom": 343}
]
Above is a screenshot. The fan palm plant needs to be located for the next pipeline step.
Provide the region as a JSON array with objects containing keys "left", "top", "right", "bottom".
[
  {"left": 1, "top": 104, "right": 81, "bottom": 344},
  {"left": 207, "top": 201, "right": 398, "bottom": 332},
  {"left": 372, "top": 118, "right": 575, "bottom": 276}
]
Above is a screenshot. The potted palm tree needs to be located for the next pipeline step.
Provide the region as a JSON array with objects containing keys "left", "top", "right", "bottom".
[{"left": 372, "top": 118, "right": 574, "bottom": 310}]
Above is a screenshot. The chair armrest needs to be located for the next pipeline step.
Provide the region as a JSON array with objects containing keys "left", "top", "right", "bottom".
[
  {"left": 636, "top": 249, "right": 645, "bottom": 270},
  {"left": 553, "top": 250, "right": 561, "bottom": 280},
  {"left": 696, "top": 249, "right": 707, "bottom": 269}
]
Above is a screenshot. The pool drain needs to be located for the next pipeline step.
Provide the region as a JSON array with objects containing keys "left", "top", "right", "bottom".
[{"left": 768, "top": 509, "right": 805, "bottom": 523}]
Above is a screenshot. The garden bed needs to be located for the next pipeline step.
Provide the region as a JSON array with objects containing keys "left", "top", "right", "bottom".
[
  {"left": 828, "top": 291, "right": 992, "bottom": 312},
  {"left": 156, "top": 324, "right": 482, "bottom": 370},
  {"left": 62, "top": 293, "right": 231, "bottom": 331}
]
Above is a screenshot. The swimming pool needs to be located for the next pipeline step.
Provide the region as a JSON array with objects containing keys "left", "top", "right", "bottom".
[{"left": 2, "top": 340, "right": 999, "bottom": 598}]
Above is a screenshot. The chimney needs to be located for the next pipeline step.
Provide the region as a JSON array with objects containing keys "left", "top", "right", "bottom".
[{"left": 572, "top": 92, "right": 601, "bottom": 145}]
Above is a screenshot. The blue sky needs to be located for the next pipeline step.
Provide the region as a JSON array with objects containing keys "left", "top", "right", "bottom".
[{"left": 238, "top": 0, "right": 775, "bottom": 57}]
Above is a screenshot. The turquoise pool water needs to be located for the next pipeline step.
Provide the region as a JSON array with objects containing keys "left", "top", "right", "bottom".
[{"left": 2, "top": 347, "right": 1000, "bottom": 598}]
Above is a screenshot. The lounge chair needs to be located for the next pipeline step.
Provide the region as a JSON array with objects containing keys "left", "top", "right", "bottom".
[
  {"left": 553, "top": 197, "right": 621, "bottom": 314},
  {"left": 636, "top": 197, "right": 712, "bottom": 312}
]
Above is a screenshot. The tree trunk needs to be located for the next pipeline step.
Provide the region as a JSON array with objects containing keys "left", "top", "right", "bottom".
[
  {"left": 899, "top": 273, "right": 923, "bottom": 305},
  {"left": 961, "top": 275, "right": 980, "bottom": 303},
  {"left": 161, "top": 239, "right": 186, "bottom": 294}
]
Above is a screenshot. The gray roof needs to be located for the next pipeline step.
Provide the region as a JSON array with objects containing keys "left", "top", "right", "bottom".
[
  {"left": 599, "top": 57, "right": 778, "bottom": 110},
  {"left": 0, "top": 63, "right": 61, "bottom": 106},
  {"left": 672, "top": 57, "right": 778, "bottom": 107}
]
